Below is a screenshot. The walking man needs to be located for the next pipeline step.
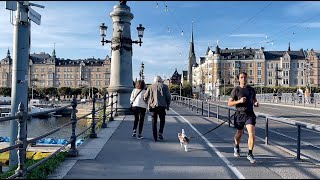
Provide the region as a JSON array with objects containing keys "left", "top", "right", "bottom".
[
  {"left": 144, "top": 75, "right": 171, "bottom": 142},
  {"left": 228, "top": 72, "right": 259, "bottom": 163}
]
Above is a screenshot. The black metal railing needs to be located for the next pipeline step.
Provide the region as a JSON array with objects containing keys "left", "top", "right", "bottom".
[
  {"left": 0, "top": 93, "right": 118, "bottom": 179},
  {"left": 172, "top": 95, "right": 320, "bottom": 162}
]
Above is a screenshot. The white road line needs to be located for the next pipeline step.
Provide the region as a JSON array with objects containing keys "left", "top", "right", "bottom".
[
  {"left": 170, "top": 108, "right": 246, "bottom": 179},
  {"left": 258, "top": 106, "right": 320, "bottom": 116}
]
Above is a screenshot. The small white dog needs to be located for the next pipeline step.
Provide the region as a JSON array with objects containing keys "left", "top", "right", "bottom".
[{"left": 178, "top": 129, "right": 190, "bottom": 152}]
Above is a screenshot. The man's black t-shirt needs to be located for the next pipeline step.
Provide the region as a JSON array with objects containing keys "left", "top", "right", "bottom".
[{"left": 230, "top": 85, "right": 256, "bottom": 113}]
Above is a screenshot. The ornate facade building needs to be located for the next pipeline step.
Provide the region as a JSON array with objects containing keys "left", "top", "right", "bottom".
[
  {"left": 0, "top": 49, "right": 111, "bottom": 89},
  {"left": 191, "top": 43, "right": 320, "bottom": 98}
]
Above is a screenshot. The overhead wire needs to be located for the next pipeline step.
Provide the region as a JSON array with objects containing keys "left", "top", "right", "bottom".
[
  {"left": 245, "top": 13, "right": 320, "bottom": 48},
  {"left": 218, "top": 2, "right": 273, "bottom": 46}
]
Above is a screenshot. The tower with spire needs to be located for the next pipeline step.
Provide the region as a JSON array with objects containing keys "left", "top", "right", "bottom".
[
  {"left": 187, "top": 22, "right": 197, "bottom": 85},
  {"left": 52, "top": 43, "right": 56, "bottom": 58},
  {"left": 288, "top": 42, "right": 291, "bottom": 52}
]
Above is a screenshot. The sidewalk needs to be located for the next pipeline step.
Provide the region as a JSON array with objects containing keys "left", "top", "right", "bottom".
[{"left": 48, "top": 103, "right": 320, "bottom": 179}]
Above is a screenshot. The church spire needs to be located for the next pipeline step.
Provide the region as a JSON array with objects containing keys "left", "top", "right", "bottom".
[
  {"left": 189, "top": 21, "right": 195, "bottom": 58},
  {"left": 6, "top": 48, "right": 10, "bottom": 58},
  {"left": 288, "top": 42, "right": 291, "bottom": 52},
  {"left": 52, "top": 43, "right": 56, "bottom": 58}
]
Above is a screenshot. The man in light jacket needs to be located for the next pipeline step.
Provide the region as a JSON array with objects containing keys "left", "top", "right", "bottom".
[{"left": 144, "top": 75, "right": 171, "bottom": 142}]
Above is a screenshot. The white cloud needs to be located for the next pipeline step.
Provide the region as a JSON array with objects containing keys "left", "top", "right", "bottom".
[
  {"left": 285, "top": 2, "right": 320, "bottom": 17},
  {"left": 300, "top": 22, "right": 320, "bottom": 28},
  {"left": 229, "top": 34, "right": 267, "bottom": 38}
]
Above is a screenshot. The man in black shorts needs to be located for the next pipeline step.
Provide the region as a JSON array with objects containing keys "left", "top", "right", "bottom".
[{"left": 228, "top": 72, "right": 259, "bottom": 163}]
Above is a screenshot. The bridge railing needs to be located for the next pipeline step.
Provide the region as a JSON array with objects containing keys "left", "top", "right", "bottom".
[
  {"left": 172, "top": 95, "right": 320, "bottom": 161},
  {"left": 0, "top": 93, "right": 118, "bottom": 179}
]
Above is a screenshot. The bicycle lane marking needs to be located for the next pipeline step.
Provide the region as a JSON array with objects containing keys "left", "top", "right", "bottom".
[{"left": 170, "top": 108, "right": 246, "bottom": 179}]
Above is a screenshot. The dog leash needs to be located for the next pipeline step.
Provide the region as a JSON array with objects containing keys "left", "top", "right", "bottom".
[{"left": 189, "top": 120, "right": 228, "bottom": 139}]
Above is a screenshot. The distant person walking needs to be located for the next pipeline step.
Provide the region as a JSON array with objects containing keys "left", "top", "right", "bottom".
[
  {"left": 305, "top": 88, "right": 310, "bottom": 104},
  {"left": 144, "top": 75, "right": 171, "bottom": 142},
  {"left": 130, "top": 80, "right": 147, "bottom": 139},
  {"left": 228, "top": 72, "right": 259, "bottom": 164},
  {"left": 272, "top": 88, "right": 277, "bottom": 103},
  {"left": 297, "top": 87, "right": 303, "bottom": 104}
]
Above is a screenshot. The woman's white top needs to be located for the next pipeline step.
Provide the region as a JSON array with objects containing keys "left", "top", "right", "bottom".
[{"left": 130, "top": 88, "right": 147, "bottom": 108}]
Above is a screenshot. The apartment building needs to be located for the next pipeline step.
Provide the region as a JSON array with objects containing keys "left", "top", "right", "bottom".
[
  {"left": 191, "top": 44, "right": 318, "bottom": 98},
  {"left": 0, "top": 49, "right": 111, "bottom": 89}
]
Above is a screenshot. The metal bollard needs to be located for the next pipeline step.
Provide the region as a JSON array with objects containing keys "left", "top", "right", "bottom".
[
  {"left": 207, "top": 103, "right": 210, "bottom": 118},
  {"left": 90, "top": 95, "right": 97, "bottom": 138},
  {"left": 101, "top": 94, "right": 107, "bottom": 128},
  {"left": 228, "top": 109, "right": 231, "bottom": 127},
  {"left": 297, "top": 125, "right": 301, "bottom": 160},
  {"left": 69, "top": 96, "right": 79, "bottom": 156},
  {"left": 15, "top": 102, "right": 27, "bottom": 178},
  {"left": 201, "top": 101, "right": 204, "bottom": 115},
  {"left": 265, "top": 117, "right": 269, "bottom": 145},
  {"left": 216, "top": 105, "right": 219, "bottom": 119}
]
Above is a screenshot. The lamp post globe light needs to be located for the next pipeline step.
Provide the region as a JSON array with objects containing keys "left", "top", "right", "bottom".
[{"left": 100, "top": 0, "right": 145, "bottom": 115}]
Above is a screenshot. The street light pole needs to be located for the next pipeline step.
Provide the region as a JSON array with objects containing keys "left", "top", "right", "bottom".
[
  {"left": 100, "top": 1, "right": 145, "bottom": 115},
  {"left": 6, "top": 1, "right": 44, "bottom": 168}
]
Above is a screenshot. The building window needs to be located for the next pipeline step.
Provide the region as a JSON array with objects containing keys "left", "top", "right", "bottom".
[
  {"left": 258, "top": 62, "right": 262, "bottom": 67},
  {"left": 301, "top": 79, "right": 304, "bottom": 85},
  {"left": 258, "top": 70, "right": 261, "bottom": 75},
  {"left": 258, "top": 78, "right": 261, "bottom": 84}
]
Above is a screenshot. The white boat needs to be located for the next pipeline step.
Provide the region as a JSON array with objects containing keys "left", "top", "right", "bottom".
[
  {"left": 29, "top": 105, "right": 55, "bottom": 119},
  {"left": 0, "top": 112, "right": 11, "bottom": 117}
]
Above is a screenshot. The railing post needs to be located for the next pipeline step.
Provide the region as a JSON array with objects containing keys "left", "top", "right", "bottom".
[
  {"left": 109, "top": 93, "right": 114, "bottom": 121},
  {"left": 15, "top": 102, "right": 27, "bottom": 179},
  {"left": 196, "top": 100, "right": 199, "bottom": 113},
  {"left": 90, "top": 95, "right": 97, "bottom": 138},
  {"left": 201, "top": 100, "right": 204, "bottom": 115},
  {"left": 216, "top": 105, "right": 219, "bottom": 119},
  {"left": 115, "top": 93, "right": 118, "bottom": 116},
  {"left": 265, "top": 117, "right": 269, "bottom": 145},
  {"left": 207, "top": 103, "right": 210, "bottom": 118},
  {"left": 228, "top": 109, "right": 231, "bottom": 127},
  {"left": 69, "top": 96, "right": 79, "bottom": 157},
  {"left": 297, "top": 125, "right": 301, "bottom": 160},
  {"left": 101, "top": 94, "right": 107, "bottom": 128}
]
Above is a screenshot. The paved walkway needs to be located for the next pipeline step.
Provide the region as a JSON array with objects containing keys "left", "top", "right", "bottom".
[{"left": 48, "top": 103, "right": 320, "bottom": 179}]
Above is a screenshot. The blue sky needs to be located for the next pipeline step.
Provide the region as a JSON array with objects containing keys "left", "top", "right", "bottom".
[{"left": 1, "top": 1, "right": 320, "bottom": 84}]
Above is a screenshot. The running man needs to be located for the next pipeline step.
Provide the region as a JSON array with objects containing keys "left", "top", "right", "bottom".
[{"left": 228, "top": 72, "right": 259, "bottom": 163}]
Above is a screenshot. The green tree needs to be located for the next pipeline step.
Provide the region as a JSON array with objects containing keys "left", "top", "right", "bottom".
[{"left": 0, "top": 87, "right": 11, "bottom": 97}]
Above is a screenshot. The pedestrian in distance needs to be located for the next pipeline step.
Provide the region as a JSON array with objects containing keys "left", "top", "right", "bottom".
[
  {"left": 297, "top": 87, "right": 303, "bottom": 104},
  {"left": 130, "top": 80, "right": 147, "bottom": 140},
  {"left": 272, "top": 88, "right": 277, "bottom": 103},
  {"left": 228, "top": 72, "right": 259, "bottom": 164},
  {"left": 144, "top": 75, "right": 171, "bottom": 142}
]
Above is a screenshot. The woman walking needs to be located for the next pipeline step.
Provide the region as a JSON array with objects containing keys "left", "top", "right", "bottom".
[{"left": 130, "top": 80, "right": 147, "bottom": 139}]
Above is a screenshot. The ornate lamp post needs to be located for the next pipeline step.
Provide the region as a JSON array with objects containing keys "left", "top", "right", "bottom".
[
  {"left": 139, "top": 62, "right": 144, "bottom": 80},
  {"left": 99, "top": 1, "right": 145, "bottom": 115}
]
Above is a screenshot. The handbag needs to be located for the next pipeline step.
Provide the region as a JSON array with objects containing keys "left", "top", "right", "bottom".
[{"left": 129, "top": 89, "right": 143, "bottom": 112}]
